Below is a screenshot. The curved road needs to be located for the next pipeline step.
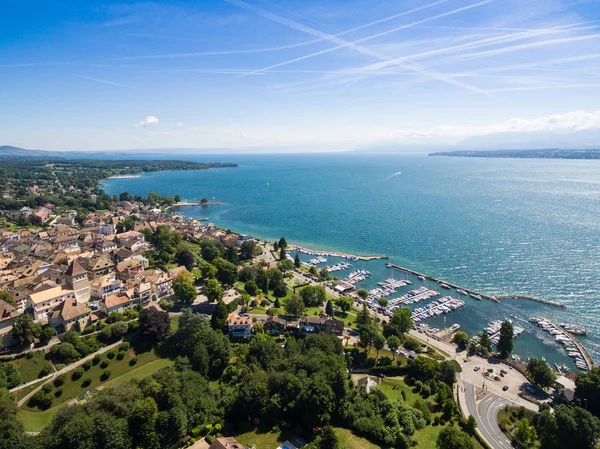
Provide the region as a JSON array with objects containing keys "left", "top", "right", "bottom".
[{"left": 464, "top": 382, "right": 512, "bottom": 449}]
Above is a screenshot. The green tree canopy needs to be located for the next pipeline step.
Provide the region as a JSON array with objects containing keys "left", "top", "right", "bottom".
[
  {"left": 285, "top": 294, "right": 306, "bottom": 317},
  {"left": 10, "top": 314, "right": 41, "bottom": 346},
  {"left": 210, "top": 301, "right": 229, "bottom": 333},
  {"left": 527, "top": 358, "right": 556, "bottom": 389},
  {"left": 452, "top": 331, "right": 469, "bottom": 350},
  {"left": 172, "top": 271, "right": 197, "bottom": 304},
  {"left": 204, "top": 278, "right": 223, "bottom": 303},
  {"left": 300, "top": 285, "right": 326, "bottom": 307},
  {"left": 497, "top": 320, "right": 514, "bottom": 359}
]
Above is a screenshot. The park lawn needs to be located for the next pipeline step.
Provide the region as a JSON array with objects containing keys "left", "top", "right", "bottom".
[
  {"left": 22, "top": 348, "right": 159, "bottom": 411},
  {"left": 17, "top": 358, "right": 173, "bottom": 433},
  {"left": 333, "top": 427, "right": 381, "bottom": 449},
  {"left": 378, "top": 377, "right": 423, "bottom": 405},
  {"left": 9, "top": 351, "right": 50, "bottom": 382},
  {"left": 191, "top": 269, "right": 202, "bottom": 279},
  {"left": 14, "top": 380, "right": 45, "bottom": 401},
  {"left": 18, "top": 404, "right": 68, "bottom": 432},
  {"left": 170, "top": 315, "right": 180, "bottom": 334},
  {"left": 233, "top": 425, "right": 300, "bottom": 448},
  {"left": 101, "top": 358, "right": 173, "bottom": 389}
]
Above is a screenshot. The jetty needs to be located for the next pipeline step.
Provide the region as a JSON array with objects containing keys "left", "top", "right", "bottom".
[
  {"left": 494, "top": 295, "right": 566, "bottom": 309},
  {"left": 536, "top": 318, "right": 594, "bottom": 370},
  {"left": 292, "top": 245, "right": 387, "bottom": 262},
  {"left": 385, "top": 263, "right": 499, "bottom": 303},
  {"left": 166, "top": 201, "right": 225, "bottom": 211}
]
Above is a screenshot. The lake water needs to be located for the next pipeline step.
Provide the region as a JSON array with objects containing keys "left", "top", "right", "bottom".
[{"left": 101, "top": 152, "right": 600, "bottom": 369}]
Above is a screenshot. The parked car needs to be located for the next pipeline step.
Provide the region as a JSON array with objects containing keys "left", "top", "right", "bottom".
[
  {"left": 502, "top": 385, "right": 509, "bottom": 391},
  {"left": 500, "top": 369, "right": 508, "bottom": 375},
  {"left": 474, "top": 366, "right": 481, "bottom": 372},
  {"left": 408, "top": 354, "right": 416, "bottom": 360}
]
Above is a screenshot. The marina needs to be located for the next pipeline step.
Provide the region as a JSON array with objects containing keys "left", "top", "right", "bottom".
[
  {"left": 412, "top": 296, "right": 466, "bottom": 322},
  {"left": 530, "top": 317, "right": 594, "bottom": 371}
]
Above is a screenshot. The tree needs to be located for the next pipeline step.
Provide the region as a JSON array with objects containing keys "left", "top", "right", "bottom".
[
  {"left": 409, "top": 356, "right": 440, "bottom": 381},
  {"left": 205, "top": 278, "right": 223, "bottom": 302},
  {"left": 463, "top": 415, "right": 477, "bottom": 436},
  {"left": 200, "top": 197, "right": 208, "bottom": 204},
  {"left": 175, "top": 249, "right": 196, "bottom": 271},
  {"left": 278, "top": 259, "right": 294, "bottom": 273},
  {"left": 576, "top": 367, "right": 600, "bottom": 416},
  {"left": 131, "top": 396, "right": 159, "bottom": 449},
  {"left": 355, "top": 303, "right": 373, "bottom": 327},
  {"left": 373, "top": 332, "right": 386, "bottom": 359},
  {"left": 300, "top": 285, "right": 326, "bottom": 306},
  {"left": 240, "top": 240, "right": 256, "bottom": 260},
  {"left": 294, "top": 253, "right": 301, "bottom": 268},
  {"left": 174, "top": 194, "right": 181, "bottom": 202},
  {"left": 309, "top": 265, "right": 318, "bottom": 276},
  {"left": 452, "top": 331, "right": 470, "bottom": 350},
  {"left": 319, "top": 267, "right": 329, "bottom": 280},
  {"left": 285, "top": 294, "right": 305, "bottom": 317},
  {"left": 316, "top": 426, "right": 340, "bottom": 449},
  {"left": 278, "top": 237, "right": 288, "bottom": 249},
  {"left": 384, "top": 307, "right": 413, "bottom": 337},
  {"left": 378, "top": 297, "right": 389, "bottom": 308},
  {"left": 211, "top": 301, "right": 229, "bottom": 333},
  {"left": 436, "top": 424, "right": 474, "bottom": 449},
  {"left": 387, "top": 335, "right": 401, "bottom": 359},
  {"left": 172, "top": 271, "right": 197, "bottom": 304},
  {"left": 279, "top": 247, "right": 286, "bottom": 261},
  {"left": 513, "top": 418, "right": 537, "bottom": 448},
  {"left": 245, "top": 279, "right": 259, "bottom": 296},
  {"left": 119, "top": 191, "right": 132, "bottom": 202},
  {"left": 497, "top": 320, "right": 514, "bottom": 359},
  {"left": 478, "top": 329, "right": 492, "bottom": 355},
  {"left": 39, "top": 327, "right": 56, "bottom": 345},
  {"left": 538, "top": 404, "right": 600, "bottom": 449},
  {"left": 337, "top": 296, "right": 353, "bottom": 315},
  {"left": 357, "top": 289, "right": 368, "bottom": 300},
  {"left": 11, "top": 314, "right": 41, "bottom": 346},
  {"left": 159, "top": 299, "right": 174, "bottom": 311},
  {"left": 214, "top": 257, "right": 238, "bottom": 286},
  {"left": 527, "top": 358, "right": 556, "bottom": 389},
  {"left": 201, "top": 243, "right": 221, "bottom": 262},
  {"left": 200, "top": 262, "right": 217, "bottom": 280},
  {"left": 139, "top": 307, "right": 170, "bottom": 342},
  {"left": 273, "top": 282, "right": 288, "bottom": 298},
  {"left": 325, "top": 300, "right": 334, "bottom": 317}
]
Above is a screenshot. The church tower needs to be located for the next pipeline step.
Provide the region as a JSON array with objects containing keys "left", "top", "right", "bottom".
[{"left": 65, "top": 259, "right": 91, "bottom": 303}]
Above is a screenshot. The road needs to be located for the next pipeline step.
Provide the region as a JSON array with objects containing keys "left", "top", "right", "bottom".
[{"left": 464, "top": 382, "right": 512, "bottom": 449}]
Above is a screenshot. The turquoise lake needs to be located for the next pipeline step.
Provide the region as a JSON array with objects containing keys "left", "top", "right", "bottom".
[{"left": 101, "top": 152, "right": 600, "bottom": 369}]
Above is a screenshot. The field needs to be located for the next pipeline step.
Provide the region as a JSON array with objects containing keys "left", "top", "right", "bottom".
[
  {"left": 22, "top": 348, "right": 159, "bottom": 411},
  {"left": 18, "top": 352, "right": 173, "bottom": 432},
  {"left": 6, "top": 351, "right": 50, "bottom": 383}
]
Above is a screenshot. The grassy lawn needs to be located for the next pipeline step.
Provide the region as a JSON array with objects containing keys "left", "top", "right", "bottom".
[
  {"left": 191, "top": 269, "right": 202, "bottom": 279},
  {"left": 333, "top": 427, "right": 381, "bottom": 449},
  {"left": 378, "top": 377, "right": 422, "bottom": 404},
  {"left": 22, "top": 348, "right": 159, "bottom": 411},
  {"left": 170, "top": 315, "right": 180, "bottom": 334},
  {"left": 18, "top": 355, "right": 173, "bottom": 433},
  {"left": 14, "top": 380, "right": 46, "bottom": 401},
  {"left": 17, "top": 404, "right": 68, "bottom": 432},
  {"left": 8, "top": 351, "right": 49, "bottom": 382},
  {"left": 234, "top": 425, "right": 299, "bottom": 448},
  {"left": 101, "top": 358, "right": 173, "bottom": 389}
]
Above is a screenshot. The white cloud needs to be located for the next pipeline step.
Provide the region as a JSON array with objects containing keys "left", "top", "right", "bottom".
[
  {"left": 135, "top": 115, "right": 159, "bottom": 127},
  {"left": 171, "top": 122, "right": 184, "bottom": 127}
]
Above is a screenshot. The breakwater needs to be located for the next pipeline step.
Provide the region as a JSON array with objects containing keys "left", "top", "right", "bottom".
[
  {"left": 494, "top": 295, "right": 566, "bottom": 309},
  {"left": 385, "top": 263, "right": 499, "bottom": 302},
  {"left": 291, "top": 245, "right": 388, "bottom": 262}
]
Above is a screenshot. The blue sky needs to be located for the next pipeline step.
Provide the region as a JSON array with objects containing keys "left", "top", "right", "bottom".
[{"left": 1, "top": 0, "right": 600, "bottom": 151}]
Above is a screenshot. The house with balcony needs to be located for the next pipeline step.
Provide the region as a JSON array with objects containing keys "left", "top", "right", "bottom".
[
  {"left": 90, "top": 274, "right": 123, "bottom": 300},
  {"left": 29, "top": 286, "right": 75, "bottom": 323},
  {"left": 227, "top": 312, "right": 253, "bottom": 338}
]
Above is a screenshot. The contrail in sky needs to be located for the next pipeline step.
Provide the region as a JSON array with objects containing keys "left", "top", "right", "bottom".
[
  {"left": 224, "top": 0, "right": 494, "bottom": 95},
  {"left": 74, "top": 74, "right": 135, "bottom": 89}
]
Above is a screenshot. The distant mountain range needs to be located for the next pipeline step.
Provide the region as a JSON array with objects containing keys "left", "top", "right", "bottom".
[{"left": 0, "top": 145, "right": 200, "bottom": 160}]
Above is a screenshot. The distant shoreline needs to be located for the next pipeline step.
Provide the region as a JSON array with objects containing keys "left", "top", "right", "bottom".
[
  {"left": 430, "top": 148, "right": 600, "bottom": 160},
  {"left": 107, "top": 174, "right": 142, "bottom": 179}
]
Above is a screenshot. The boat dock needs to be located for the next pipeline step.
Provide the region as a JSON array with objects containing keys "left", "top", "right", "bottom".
[
  {"left": 533, "top": 318, "right": 594, "bottom": 370},
  {"left": 385, "top": 263, "right": 567, "bottom": 309},
  {"left": 292, "top": 245, "right": 388, "bottom": 262},
  {"left": 385, "top": 263, "right": 499, "bottom": 303}
]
